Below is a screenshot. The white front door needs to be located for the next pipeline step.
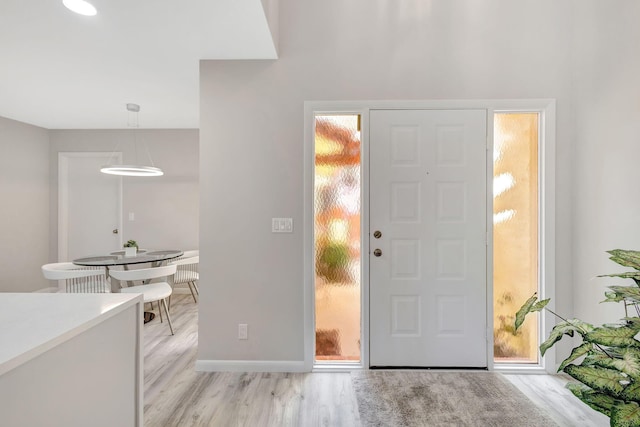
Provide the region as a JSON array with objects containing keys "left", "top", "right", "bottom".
[
  {"left": 369, "top": 109, "right": 488, "bottom": 367},
  {"left": 58, "top": 152, "right": 122, "bottom": 261}
]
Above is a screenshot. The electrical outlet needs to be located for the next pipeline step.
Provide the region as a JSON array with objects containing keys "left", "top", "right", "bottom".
[{"left": 238, "top": 323, "right": 248, "bottom": 340}]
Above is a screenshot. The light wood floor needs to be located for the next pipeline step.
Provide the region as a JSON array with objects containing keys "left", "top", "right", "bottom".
[{"left": 143, "top": 295, "right": 609, "bottom": 427}]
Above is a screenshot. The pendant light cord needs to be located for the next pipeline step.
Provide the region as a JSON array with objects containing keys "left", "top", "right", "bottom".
[{"left": 130, "top": 105, "right": 157, "bottom": 168}]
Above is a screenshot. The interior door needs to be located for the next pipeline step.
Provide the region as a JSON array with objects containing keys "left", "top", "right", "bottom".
[
  {"left": 58, "top": 152, "right": 122, "bottom": 261},
  {"left": 369, "top": 109, "right": 488, "bottom": 368}
]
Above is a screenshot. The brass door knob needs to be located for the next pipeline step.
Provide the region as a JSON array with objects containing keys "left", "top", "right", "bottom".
[{"left": 373, "top": 249, "right": 382, "bottom": 257}]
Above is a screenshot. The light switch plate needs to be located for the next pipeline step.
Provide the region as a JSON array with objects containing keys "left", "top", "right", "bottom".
[{"left": 272, "top": 218, "right": 293, "bottom": 233}]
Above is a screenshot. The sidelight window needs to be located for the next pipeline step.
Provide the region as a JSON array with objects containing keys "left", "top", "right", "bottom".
[{"left": 314, "top": 114, "right": 362, "bottom": 363}]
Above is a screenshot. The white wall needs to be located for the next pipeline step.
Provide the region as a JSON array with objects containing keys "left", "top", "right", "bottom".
[
  {"left": 0, "top": 117, "right": 50, "bottom": 292},
  {"left": 199, "top": 0, "right": 576, "bottom": 364},
  {"left": 570, "top": 2, "right": 640, "bottom": 325},
  {"left": 49, "top": 129, "right": 199, "bottom": 260}
]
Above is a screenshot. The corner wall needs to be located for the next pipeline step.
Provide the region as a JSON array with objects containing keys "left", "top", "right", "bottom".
[{"left": 0, "top": 117, "right": 50, "bottom": 292}]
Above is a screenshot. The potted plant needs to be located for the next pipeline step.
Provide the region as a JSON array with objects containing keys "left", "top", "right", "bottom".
[
  {"left": 123, "top": 239, "right": 138, "bottom": 257},
  {"left": 515, "top": 249, "right": 640, "bottom": 426}
]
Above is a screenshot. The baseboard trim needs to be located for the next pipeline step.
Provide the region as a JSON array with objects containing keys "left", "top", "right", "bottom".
[
  {"left": 493, "top": 365, "right": 549, "bottom": 375},
  {"left": 195, "top": 359, "right": 307, "bottom": 373}
]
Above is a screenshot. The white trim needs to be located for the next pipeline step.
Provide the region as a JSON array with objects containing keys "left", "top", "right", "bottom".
[
  {"left": 360, "top": 111, "right": 371, "bottom": 370},
  {"left": 195, "top": 360, "right": 307, "bottom": 373},
  {"left": 302, "top": 103, "right": 315, "bottom": 372},
  {"left": 312, "top": 361, "right": 362, "bottom": 373},
  {"left": 304, "top": 106, "right": 368, "bottom": 372},
  {"left": 485, "top": 112, "right": 495, "bottom": 370},
  {"left": 304, "top": 99, "right": 556, "bottom": 374},
  {"left": 491, "top": 100, "right": 557, "bottom": 373},
  {"left": 541, "top": 101, "right": 557, "bottom": 373},
  {"left": 493, "top": 365, "right": 549, "bottom": 375},
  {"left": 58, "top": 152, "right": 123, "bottom": 262}
]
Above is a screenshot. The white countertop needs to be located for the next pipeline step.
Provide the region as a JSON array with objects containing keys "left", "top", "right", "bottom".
[{"left": 0, "top": 292, "right": 142, "bottom": 376}]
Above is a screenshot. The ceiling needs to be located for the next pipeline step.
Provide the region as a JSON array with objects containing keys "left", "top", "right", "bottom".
[{"left": 0, "top": 0, "right": 278, "bottom": 129}]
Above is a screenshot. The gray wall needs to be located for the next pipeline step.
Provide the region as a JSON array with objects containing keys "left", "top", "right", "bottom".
[
  {"left": 49, "top": 129, "right": 200, "bottom": 260},
  {"left": 0, "top": 117, "right": 50, "bottom": 292},
  {"left": 198, "top": 0, "right": 577, "bottom": 363},
  {"left": 570, "top": 2, "right": 640, "bottom": 324}
]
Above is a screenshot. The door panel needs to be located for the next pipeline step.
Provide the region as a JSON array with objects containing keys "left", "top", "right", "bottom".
[
  {"left": 59, "top": 153, "right": 122, "bottom": 261},
  {"left": 369, "top": 109, "right": 487, "bottom": 367}
]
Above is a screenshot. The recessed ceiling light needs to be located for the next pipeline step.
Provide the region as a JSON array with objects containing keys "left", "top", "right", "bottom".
[{"left": 63, "top": 0, "right": 97, "bottom": 16}]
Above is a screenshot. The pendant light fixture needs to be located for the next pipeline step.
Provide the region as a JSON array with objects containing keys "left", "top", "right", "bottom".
[{"left": 101, "top": 104, "right": 164, "bottom": 177}]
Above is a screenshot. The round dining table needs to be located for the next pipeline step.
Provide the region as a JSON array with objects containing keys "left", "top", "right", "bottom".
[
  {"left": 73, "top": 249, "right": 184, "bottom": 270},
  {"left": 73, "top": 249, "right": 183, "bottom": 323},
  {"left": 73, "top": 249, "right": 183, "bottom": 290}
]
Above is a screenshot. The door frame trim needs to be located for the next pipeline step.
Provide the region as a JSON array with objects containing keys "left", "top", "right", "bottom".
[
  {"left": 58, "top": 151, "right": 123, "bottom": 262},
  {"left": 303, "top": 99, "right": 556, "bottom": 373}
]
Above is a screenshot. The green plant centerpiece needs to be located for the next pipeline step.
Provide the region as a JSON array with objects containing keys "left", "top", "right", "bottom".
[
  {"left": 123, "top": 239, "right": 138, "bottom": 249},
  {"left": 515, "top": 249, "right": 640, "bottom": 426}
]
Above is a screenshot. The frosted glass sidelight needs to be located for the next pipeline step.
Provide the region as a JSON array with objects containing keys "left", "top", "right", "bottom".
[
  {"left": 493, "top": 113, "right": 539, "bottom": 364},
  {"left": 314, "top": 115, "right": 361, "bottom": 362}
]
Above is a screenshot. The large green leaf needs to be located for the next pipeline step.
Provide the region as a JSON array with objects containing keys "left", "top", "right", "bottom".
[
  {"left": 607, "top": 286, "right": 640, "bottom": 304},
  {"left": 564, "top": 364, "right": 626, "bottom": 397},
  {"left": 514, "top": 294, "right": 541, "bottom": 331},
  {"left": 605, "top": 290, "right": 629, "bottom": 303},
  {"left": 621, "top": 381, "right": 640, "bottom": 403},
  {"left": 559, "top": 343, "right": 593, "bottom": 372},
  {"left": 566, "top": 382, "right": 614, "bottom": 416},
  {"left": 531, "top": 299, "right": 550, "bottom": 311},
  {"left": 600, "top": 272, "right": 640, "bottom": 281},
  {"left": 626, "top": 317, "right": 640, "bottom": 330},
  {"left": 540, "top": 319, "right": 594, "bottom": 356},
  {"left": 590, "top": 348, "right": 640, "bottom": 379},
  {"left": 611, "top": 401, "right": 640, "bottom": 427},
  {"left": 584, "top": 348, "right": 621, "bottom": 366},
  {"left": 586, "top": 325, "right": 640, "bottom": 348},
  {"left": 608, "top": 250, "right": 640, "bottom": 271}
]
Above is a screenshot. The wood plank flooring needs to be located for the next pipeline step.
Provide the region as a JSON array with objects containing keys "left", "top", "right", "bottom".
[{"left": 143, "top": 295, "right": 609, "bottom": 427}]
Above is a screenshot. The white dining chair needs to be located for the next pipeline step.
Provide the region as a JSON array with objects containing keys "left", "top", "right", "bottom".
[
  {"left": 170, "top": 255, "right": 199, "bottom": 303},
  {"left": 109, "top": 264, "right": 177, "bottom": 335},
  {"left": 42, "top": 262, "right": 111, "bottom": 293},
  {"left": 178, "top": 249, "right": 199, "bottom": 259}
]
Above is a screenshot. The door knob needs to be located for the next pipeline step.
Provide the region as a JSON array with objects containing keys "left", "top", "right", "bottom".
[
  {"left": 112, "top": 228, "right": 119, "bottom": 234},
  {"left": 373, "top": 249, "right": 382, "bottom": 257},
  {"left": 373, "top": 230, "right": 382, "bottom": 239}
]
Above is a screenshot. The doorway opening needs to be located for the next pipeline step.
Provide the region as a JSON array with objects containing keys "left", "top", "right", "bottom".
[
  {"left": 313, "top": 114, "right": 362, "bottom": 363},
  {"left": 493, "top": 112, "right": 540, "bottom": 364}
]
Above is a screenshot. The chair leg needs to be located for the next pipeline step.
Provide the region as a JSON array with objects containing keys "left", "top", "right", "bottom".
[
  {"left": 157, "top": 300, "right": 164, "bottom": 323},
  {"left": 193, "top": 281, "right": 199, "bottom": 295},
  {"left": 160, "top": 298, "right": 174, "bottom": 335},
  {"left": 188, "top": 281, "right": 197, "bottom": 302}
]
